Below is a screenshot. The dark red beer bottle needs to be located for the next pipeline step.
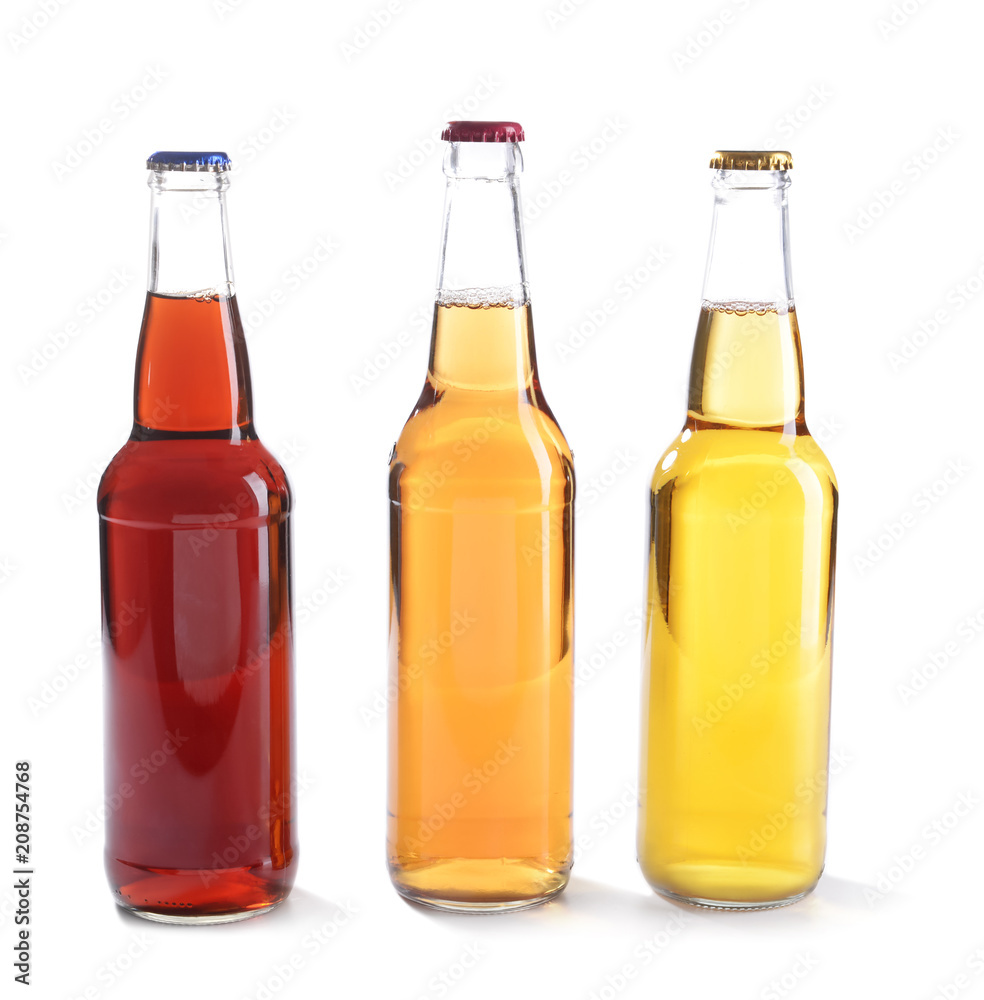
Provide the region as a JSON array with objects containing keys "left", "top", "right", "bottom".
[{"left": 98, "top": 152, "right": 296, "bottom": 923}]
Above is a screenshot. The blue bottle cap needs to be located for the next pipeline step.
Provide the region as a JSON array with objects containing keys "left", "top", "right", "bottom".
[{"left": 146, "top": 151, "right": 231, "bottom": 172}]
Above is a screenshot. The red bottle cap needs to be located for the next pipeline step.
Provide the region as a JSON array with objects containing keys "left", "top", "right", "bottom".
[{"left": 441, "top": 121, "right": 525, "bottom": 143}]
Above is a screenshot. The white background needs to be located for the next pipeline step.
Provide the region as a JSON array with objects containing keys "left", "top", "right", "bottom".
[{"left": 3, "top": 0, "right": 983, "bottom": 997}]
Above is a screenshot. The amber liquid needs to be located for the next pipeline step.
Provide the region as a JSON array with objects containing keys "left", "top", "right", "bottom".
[
  {"left": 98, "top": 293, "right": 296, "bottom": 923},
  {"left": 388, "top": 301, "right": 574, "bottom": 910},
  {"left": 639, "top": 304, "right": 837, "bottom": 908}
]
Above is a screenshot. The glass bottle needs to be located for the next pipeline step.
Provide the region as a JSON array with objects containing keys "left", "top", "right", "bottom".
[
  {"left": 638, "top": 151, "right": 837, "bottom": 909},
  {"left": 388, "top": 121, "right": 574, "bottom": 911},
  {"left": 98, "top": 152, "right": 296, "bottom": 923}
]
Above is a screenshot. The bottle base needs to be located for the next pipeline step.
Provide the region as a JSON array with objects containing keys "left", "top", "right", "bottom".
[
  {"left": 115, "top": 896, "right": 284, "bottom": 925},
  {"left": 653, "top": 884, "right": 815, "bottom": 911},
  {"left": 390, "top": 857, "right": 569, "bottom": 913},
  {"left": 108, "top": 857, "right": 294, "bottom": 924},
  {"left": 642, "top": 860, "right": 821, "bottom": 911}
]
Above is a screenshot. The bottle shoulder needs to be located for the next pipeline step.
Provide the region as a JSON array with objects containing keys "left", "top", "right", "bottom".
[
  {"left": 98, "top": 435, "right": 291, "bottom": 525},
  {"left": 651, "top": 425, "right": 837, "bottom": 496},
  {"left": 390, "top": 388, "right": 573, "bottom": 506},
  {"left": 393, "top": 388, "right": 572, "bottom": 467}
]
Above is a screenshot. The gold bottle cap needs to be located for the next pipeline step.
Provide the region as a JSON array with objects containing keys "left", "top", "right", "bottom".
[{"left": 709, "top": 150, "right": 793, "bottom": 171}]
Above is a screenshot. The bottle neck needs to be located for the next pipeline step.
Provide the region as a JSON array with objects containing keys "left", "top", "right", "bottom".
[
  {"left": 700, "top": 169, "right": 793, "bottom": 308},
  {"left": 429, "top": 142, "right": 534, "bottom": 391},
  {"left": 147, "top": 169, "right": 235, "bottom": 297},
  {"left": 689, "top": 170, "right": 804, "bottom": 429},
  {"left": 133, "top": 170, "right": 254, "bottom": 438}
]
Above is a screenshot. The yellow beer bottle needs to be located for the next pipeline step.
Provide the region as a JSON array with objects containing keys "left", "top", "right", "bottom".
[{"left": 638, "top": 151, "right": 838, "bottom": 909}]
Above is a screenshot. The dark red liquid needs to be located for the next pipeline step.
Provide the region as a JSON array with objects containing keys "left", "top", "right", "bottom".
[{"left": 98, "top": 293, "right": 296, "bottom": 921}]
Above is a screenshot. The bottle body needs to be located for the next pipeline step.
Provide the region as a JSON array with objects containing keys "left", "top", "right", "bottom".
[
  {"left": 388, "top": 302, "right": 573, "bottom": 910},
  {"left": 638, "top": 158, "right": 837, "bottom": 909},
  {"left": 99, "top": 158, "right": 296, "bottom": 923}
]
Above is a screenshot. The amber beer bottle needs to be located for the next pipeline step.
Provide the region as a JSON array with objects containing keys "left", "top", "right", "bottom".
[
  {"left": 388, "top": 122, "right": 574, "bottom": 911},
  {"left": 638, "top": 151, "right": 838, "bottom": 909},
  {"left": 98, "top": 152, "right": 296, "bottom": 922}
]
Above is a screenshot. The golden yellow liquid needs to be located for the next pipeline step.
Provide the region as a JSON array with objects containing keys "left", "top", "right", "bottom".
[
  {"left": 639, "top": 304, "right": 837, "bottom": 908},
  {"left": 388, "top": 302, "right": 574, "bottom": 910}
]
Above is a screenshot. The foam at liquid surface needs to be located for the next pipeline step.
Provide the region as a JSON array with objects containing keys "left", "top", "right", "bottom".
[
  {"left": 437, "top": 284, "right": 529, "bottom": 308},
  {"left": 702, "top": 298, "right": 795, "bottom": 316}
]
